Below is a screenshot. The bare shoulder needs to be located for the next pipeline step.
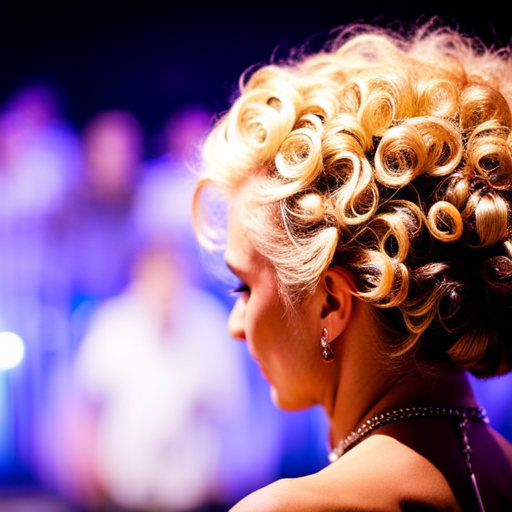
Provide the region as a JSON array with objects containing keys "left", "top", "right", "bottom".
[
  {"left": 228, "top": 478, "right": 313, "bottom": 512},
  {"left": 229, "top": 435, "right": 460, "bottom": 512},
  {"left": 323, "top": 435, "right": 461, "bottom": 509}
]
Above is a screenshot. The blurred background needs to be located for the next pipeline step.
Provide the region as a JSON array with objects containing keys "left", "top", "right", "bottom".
[{"left": 0, "top": 1, "right": 510, "bottom": 511}]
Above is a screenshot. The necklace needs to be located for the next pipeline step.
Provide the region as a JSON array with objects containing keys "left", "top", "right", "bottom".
[
  {"left": 328, "top": 405, "right": 488, "bottom": 463},
  {"left": 328, "top": 405, "right": 489, "bottom": 512}
]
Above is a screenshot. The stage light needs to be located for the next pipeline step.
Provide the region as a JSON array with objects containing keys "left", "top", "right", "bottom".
[{"left": 0, "top": 331, "right": 25, "bottom": 370}]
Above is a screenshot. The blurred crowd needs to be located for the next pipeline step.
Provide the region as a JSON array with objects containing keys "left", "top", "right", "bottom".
[
  {"left": 0, "top": 82, "right": 510, "bottom": 511},
  {"left": 0, "top": 83, "right": 329, "bottom": 512}
]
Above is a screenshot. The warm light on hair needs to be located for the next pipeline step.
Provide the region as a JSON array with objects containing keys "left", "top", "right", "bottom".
[{"left": 194, "top": 20, "right": 512, "bottom": 378}]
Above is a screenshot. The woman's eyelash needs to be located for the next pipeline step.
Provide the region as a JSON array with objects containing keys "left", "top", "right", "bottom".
[{"left": 230, "top": 282, "right": 250, "bottom": 295}]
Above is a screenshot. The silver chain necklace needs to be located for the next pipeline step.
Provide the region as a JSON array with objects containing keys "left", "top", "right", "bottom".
[
  {"left": 329, "top": 405, "right": 488, "bottom": 461},
  {"left": 328, "top": 405, "right": 489, "bottom": 512}
]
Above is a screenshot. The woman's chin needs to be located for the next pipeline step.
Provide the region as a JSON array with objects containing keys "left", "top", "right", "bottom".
[{"left": 269, "top": 386, "right": 310, "bottom": 412}]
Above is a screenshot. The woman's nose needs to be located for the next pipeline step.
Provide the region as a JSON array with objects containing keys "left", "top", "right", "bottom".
[{"left": 228, "top": 298, "right": 246, "bottom": 340}]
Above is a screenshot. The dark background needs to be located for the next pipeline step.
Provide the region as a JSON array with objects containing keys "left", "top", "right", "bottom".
[{"left": 0, "top": 1, "right": 510, "bottom": 148}]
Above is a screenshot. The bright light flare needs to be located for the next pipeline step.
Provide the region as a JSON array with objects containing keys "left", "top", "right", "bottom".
[{"left": 0, "top": 331, "right": 25, "bottom": 370}]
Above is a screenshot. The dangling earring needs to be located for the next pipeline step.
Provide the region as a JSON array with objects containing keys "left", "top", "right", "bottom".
[{"left": 321, "top": 327, "right": 334, "bottom": 362}]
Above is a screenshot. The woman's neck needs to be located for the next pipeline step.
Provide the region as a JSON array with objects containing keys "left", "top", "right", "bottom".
[{"left": 325, "top": 299, "right": 478, "bottom": 449}]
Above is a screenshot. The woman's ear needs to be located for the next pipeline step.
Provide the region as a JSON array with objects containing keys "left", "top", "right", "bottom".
[{"left": 319, "top": 268, "right": 354, "bottom": 338}]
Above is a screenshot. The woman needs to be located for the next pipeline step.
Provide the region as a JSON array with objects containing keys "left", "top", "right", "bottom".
[{"left": 193, "top": 20, "right": 512, "bottom": 511}]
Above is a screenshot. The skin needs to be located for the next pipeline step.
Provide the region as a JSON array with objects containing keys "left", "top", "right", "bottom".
[{"left": 225, "top": 191, "right": 512, "bottom": 511}]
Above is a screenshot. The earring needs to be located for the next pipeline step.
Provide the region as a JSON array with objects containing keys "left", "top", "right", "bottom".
[{"left": 321, "top": 327, "right": 334, "bottom": 362}]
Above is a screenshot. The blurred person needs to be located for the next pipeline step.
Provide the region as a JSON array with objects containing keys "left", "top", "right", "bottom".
[
  {"left": 133, "top": 104, "right": 213, "bottom": 287},
  {"left": 44, "top": 109, "right": 144, "bottom": 348},
  {"left": 0, "top": 83, "right": 81, "bottom": 482},
  {"left": 0, "top": 83, "right": 81, "bottom": 341},
  {"left": 33, "top": 109, "right": 145, "bottom": 503},
  {"left": 0, "top": 82, "right": 81, "bottom": 219},
  {"left": 45, "top": 240, "right": 259, "bottom": 512}
]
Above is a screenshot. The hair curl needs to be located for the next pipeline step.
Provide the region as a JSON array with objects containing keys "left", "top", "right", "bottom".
[{"left": 194, "top": 20, "right": 512, "bottom": 378}]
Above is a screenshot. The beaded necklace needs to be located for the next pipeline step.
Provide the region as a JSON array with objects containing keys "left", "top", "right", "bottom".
[{"left": 328, "top": 405, "right": 489, "bottom": 512}]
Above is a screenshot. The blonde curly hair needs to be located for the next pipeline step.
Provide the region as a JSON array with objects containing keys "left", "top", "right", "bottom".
[{"left": 194, "top": 20, "right": 512, "bottom": 378}]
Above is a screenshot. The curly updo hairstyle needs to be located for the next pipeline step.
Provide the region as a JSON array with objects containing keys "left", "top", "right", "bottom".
[{"left": 194, "top": 20, "right": 512, "bottom": 378}]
